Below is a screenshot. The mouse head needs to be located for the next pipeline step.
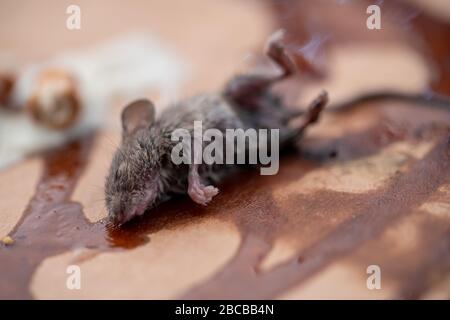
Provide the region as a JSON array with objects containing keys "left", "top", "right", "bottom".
[{"left": 105, "top": 99, "right": 162, "bottom": 225}]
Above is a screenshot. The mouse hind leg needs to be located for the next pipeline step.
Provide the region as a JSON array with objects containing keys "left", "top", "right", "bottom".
[
  {"left": 188, "top": 163, "right": 219, "bottom": 206},
  {"left": 223, "top": 29, "right": 296, "bottom": 108},
  {"left": 187, "top": 137, "right": 219, "bottom": 206},
  {"left": 280, "top": 90, "right": 328, "bottom": 145}
]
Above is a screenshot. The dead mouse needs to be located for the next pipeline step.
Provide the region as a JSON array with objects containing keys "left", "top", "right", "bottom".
[{"left": 104, "top": 30, "right": 328, "bottom": 225}]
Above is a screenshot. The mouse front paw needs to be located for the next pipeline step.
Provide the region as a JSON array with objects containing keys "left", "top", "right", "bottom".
[{"left": 188, "top": 182, "right": 219, "bottom": 206}]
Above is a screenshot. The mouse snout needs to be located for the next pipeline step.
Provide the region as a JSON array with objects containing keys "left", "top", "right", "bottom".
[
  {"left": 107, "top": 189, "right": 157, "bottom": 225},
  {"left": 108, "top": 196, "right": 129, "bottom": 225},
  {"left": 110, "top": 206, "right": 136, "bottom": 226},
  {"left": 108, "top": 194, "right": 148, "bottom": 225},
  {"left": 111, "top": 210, "right": 127, "bottom": 225}
]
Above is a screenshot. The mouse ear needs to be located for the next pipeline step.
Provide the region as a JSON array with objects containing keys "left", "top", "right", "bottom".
[{"left": 121, "top": 99, "right": 155, "bottom": 138}]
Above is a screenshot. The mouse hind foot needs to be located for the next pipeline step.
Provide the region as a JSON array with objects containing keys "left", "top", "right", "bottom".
[
  {"left": 281, "top": 90, "right": 328, "bottom": 145},
  {"left": 223, "top": 29, "right": 296, "bottom": 108},
  {"left": 187, "top": 164, "right": 219, "bottom": 206}
]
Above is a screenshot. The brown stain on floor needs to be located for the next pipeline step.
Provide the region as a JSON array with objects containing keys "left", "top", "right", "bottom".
[
  {"left": 1, "top": 103, "right": 448, "bottom": 299},
  {"left": 0, "top": 136, "right": 105, "bottom": 299},
  {"left": 1, "top": 0, "right": 450, "bottom": 300},
  {"left": 179, "top": 135, "right": 450, "bottom": 299}
]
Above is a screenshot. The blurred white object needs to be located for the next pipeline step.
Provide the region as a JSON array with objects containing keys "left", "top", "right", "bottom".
[{"left": 0, "top": 34, "right": 186, "bottom": 169}]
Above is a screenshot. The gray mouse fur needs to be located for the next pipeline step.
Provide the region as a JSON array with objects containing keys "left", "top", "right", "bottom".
[{"left": 105, "top": 30, "right": 328, "bottom": 225}]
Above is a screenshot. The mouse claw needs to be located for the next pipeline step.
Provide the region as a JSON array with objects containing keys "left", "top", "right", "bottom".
[
  {"left": 202, "top": 185, "right": 219, "bottom": 203},
  {"left": 266, "top": 29, "right": 286, "bottom": 50},
  {"left": 188, "top": 183, "right": 219, "bottom": 206}
]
